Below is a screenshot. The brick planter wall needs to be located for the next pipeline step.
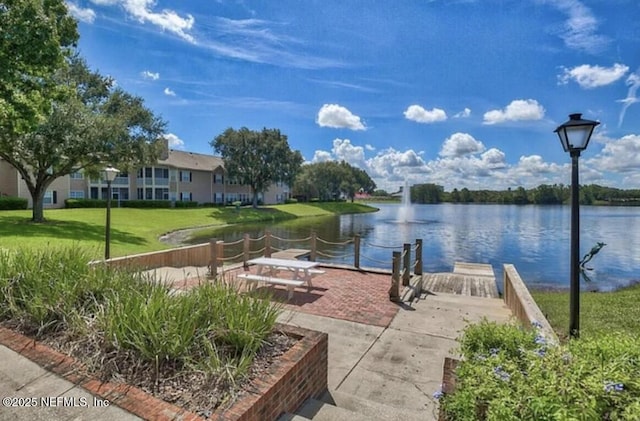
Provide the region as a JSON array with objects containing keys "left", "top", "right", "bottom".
[{"left": 0, "top": 323, "right": 327, "bottom": 421}]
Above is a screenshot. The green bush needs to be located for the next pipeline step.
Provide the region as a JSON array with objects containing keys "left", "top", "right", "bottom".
[
  {"left": 65, "top": 198, "right": 107, "bottom": 208},
  {"left": 120, "top": 200, "right": 171, "bottom": 208},
  {"left": 0, "top": 196, "right": 28, "bottom": 210},
  {"left": 284, "top": 198, "right": 298, "bottom": 204},
  {"left": 174, "top": 200, "right": 199, "bottom": 208},
  {"left": 439, "top": 320, "right": 640, "bottom": 420}
]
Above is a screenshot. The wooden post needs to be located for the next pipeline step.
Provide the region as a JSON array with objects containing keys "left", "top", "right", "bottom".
[
  {"left": 354, "top": 234, "right": 361, "bottom": 269},
  {"left": 310, "top": 231, "right": 317, "bottom": 262},
  {"left": 415, "top": 238, "right": 423, "bottom": 276},
  {"left": 390, "top": 251, "right": 401, "bottom": 302},
  {"left": 265, "top": 230, "right": 272, "bottom": 257},
  {"left": 216, "top": 240, "right": 224, "bottom": 273},
  {"left": 403, "top": 243, "right": 411, "bottom": 286},
  {"left": 209, "top": 238, "right": 217, "bottom": 278},
  {"left": 243, "top": 233, "right": 250, "bottom": 266}
]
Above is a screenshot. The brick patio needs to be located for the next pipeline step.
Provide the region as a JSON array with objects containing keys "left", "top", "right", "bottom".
[{"left": 172, "top": 266, "right": 400, "bottom": 328}]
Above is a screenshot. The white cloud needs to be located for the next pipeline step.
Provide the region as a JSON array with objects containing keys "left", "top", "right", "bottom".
[
  {"left": 316, "top": 104, "right": 366, "bottom": 130},
  {"left": 618, "top": 70, "right": 640, "bottom": 127},
  {"left": 453, "top": 108, "right": 471, "bottom": 118},
  {"left": 403, "top": 104, "right": 447, "bottom": 123},
  {"left": 483, "top": 99, "right": 545, "bottom": 125},
  {"left": 541, "top": 0, "right": 610, "bottom": 54},
  {"left": 440, "top": 133, "right": 485, "bottom": 157},
  {"left": 481, "top": 148, "right": 507, "bottom": 168},
  {"left": 331, "top": 139, "right": 366, "bottom": 164},
  {"left": 589, "top": 134, "right": 640, "bottom": 173},
  {"left": 559, "top": 63, "right": 629, "bottom": 89},
  {"left": 365, "top": 144, "right": 376, "bottom": 151},
  {"left": 141, "top": 70, "right": 160, "bottom": 80},
  {"left": 311, "top": 150, "right": 332, "bottom": 163},
  {"left": 164, "top": 87, "right": 176, "bottom": 96},
  {"left": 164, "top": 133, "right": 185, "bottom": 150},
  {"left": 90, "top": 0, "right": 195, "bottom": 42},
  {"left": 66, "top": 3, "right": 96, "bottom": 23}
]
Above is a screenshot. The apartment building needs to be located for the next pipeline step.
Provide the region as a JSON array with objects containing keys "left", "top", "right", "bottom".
[{"left": 0, "top": 148, "right": 291, "bottom": 209}]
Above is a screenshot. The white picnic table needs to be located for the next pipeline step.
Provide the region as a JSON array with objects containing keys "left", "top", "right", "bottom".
[{"left": 236, "top": 257, "right": 325, "bottom": 299}]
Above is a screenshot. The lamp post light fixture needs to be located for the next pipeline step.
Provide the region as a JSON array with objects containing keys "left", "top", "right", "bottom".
[
  {"left": 554, "top": 113, "right": 600, "bottom": 339},
  {"left": 103, "top": 166, "right": 120, "bottom": 260}
]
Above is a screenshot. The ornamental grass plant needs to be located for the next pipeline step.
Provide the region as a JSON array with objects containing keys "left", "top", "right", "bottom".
[
  {"left": 0, "top": 247, "right": 284, "bottom": 393},
  {"left": 438, "top": 319, "right": 640, "bottom": 420}
]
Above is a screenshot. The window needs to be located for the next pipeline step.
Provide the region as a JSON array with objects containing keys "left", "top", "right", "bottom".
[
  {"left": 144, "top": 167, "right": 153, "bottom": 178},
  {"left": 43, "top": 190, "right": 57, "bottom": 205},
  {"left": 180, "top": 192, "right": 192, "bottom": 201},
  {"left": 137, "top": 188, "right": 144, "bottom": 200},
  {"left": 155, "top": 188, "right": 169, "bottom": 200},
  {"left": 154, "top": 167, "right": 168, "bottom": 179},
  {"left": 180, "top": 171, "right": 192, "bottom": 182},
  {"left": 70, "top": 171, "right": 84, "bottom": 179},
  {"left": 69, "top": 191, "right": 84, "bottom": 199},
  {"left": 213, "top": 173, "right": 224, "bottom": 184},
  {"left": 145, "top": 188, "right": 153, "bottom": 200}
]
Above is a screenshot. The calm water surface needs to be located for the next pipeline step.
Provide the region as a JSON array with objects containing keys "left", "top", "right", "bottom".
[{"left": 191, "top": 203, "right": 640, "bottom": 291}]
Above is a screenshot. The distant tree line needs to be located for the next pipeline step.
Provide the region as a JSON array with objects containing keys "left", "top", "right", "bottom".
[{"left": 402, "top": 183, "right": 640, "bottom": 206}]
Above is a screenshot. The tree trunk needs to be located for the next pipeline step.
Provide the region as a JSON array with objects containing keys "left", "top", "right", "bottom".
[
  {"left": 31, "top": 187, "right": 46, "bottom": 222},
  {"left": 252, "top": 186, "right": 259, "bottom": 209}
]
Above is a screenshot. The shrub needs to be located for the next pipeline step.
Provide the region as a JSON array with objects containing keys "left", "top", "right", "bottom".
[
  {"left": 65, "top": 198, "right": 106, "bottom": 208},
  {"left": 284, "top": 198, "right": 298, "bottom": 204},
  {"left": 0, "top": 196, "right": 28, "bottom": 210},
  {"left": 120, "top": 200, "right": 171, "bottom": 208},
  {"left": 439, "top": 319, "right": 640, "bottom": 420},
  {"left": 174, "top": 200, "right": 199, "bottom": 208}
]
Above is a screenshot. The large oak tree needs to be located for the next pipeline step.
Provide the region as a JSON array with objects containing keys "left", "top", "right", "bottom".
[
  {"left": 0, "top": 57, "right": 166, "bottom": 221},
  {"left": 211, "top": 127, "right": 303, "bottom": 208}
]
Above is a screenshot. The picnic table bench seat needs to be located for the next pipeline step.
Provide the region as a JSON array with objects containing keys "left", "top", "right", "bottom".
[{"left": 236, "top": 273, "right": 305, "bottom": 299}]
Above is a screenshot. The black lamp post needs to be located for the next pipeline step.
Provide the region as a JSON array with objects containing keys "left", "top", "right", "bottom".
[
  {"left": 554, "top": 113, "right": 599, "bottom": 339},
  {"left": 103, "top": 166, "right": 120, "bottom": 260}
]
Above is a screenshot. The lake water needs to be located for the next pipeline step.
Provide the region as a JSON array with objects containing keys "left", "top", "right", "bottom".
[{"left": 191, "top": 203, "right": 640, "bottom": 291}]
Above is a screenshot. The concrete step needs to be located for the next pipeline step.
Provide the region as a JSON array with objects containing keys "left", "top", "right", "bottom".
[
  {"left": 294, "top": 397, "right": 383, "bottom": 421},
  {"left": 320, "top": 388, "right": 435, "bottom": 421}
]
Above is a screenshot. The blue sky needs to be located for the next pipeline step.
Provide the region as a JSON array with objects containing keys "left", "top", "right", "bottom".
[{"left": 67, "top": 0, "right": 640, "bottom": 192}]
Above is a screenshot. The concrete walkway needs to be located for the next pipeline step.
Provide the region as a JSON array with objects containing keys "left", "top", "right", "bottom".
[
  {"left": 277, "top": 290, "right": 512, "bottom": 421},
  {"left": 0, "top": 345, "right": 141, "bottom": 421}
]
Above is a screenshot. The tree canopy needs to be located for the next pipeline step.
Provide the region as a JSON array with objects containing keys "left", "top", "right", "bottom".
[
  {"left": 0, "top": 0, "right": 79, "bottom": 135},
  {"left": 0, "top": 56, "right": 166, "bottom": 221},
  {"left": 293, "top": 161, "right": 376, "bottom": 202},
  {"left": 211, "top": 127, "right": 303, "bottom": 208}
]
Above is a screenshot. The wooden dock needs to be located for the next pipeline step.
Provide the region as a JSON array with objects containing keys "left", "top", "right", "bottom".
[
  {"left": 422, "top": 262, "right": 500, "bottom": 298},
  {"left": 271, "top": 248, "right": 311, "bottom": 260}
]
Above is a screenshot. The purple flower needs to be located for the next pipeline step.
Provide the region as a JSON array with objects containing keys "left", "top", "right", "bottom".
[
  {"left": 535, "top": 347, "right": 546, "bottom": 357},
  {"left": 489, "top": 347, "right": 500, "bottom": 356},
  {"left": 493, "top": 365, "right": 511, "bottom": 382},
  {"left": 534, "top": 334, "right": 547, "bottom": 345},
  {"left": 531, "top": 320, "right": 543, "bottom": 329},
  {"left": 604, "top": 382, "right": 624, "bottom": 393}
]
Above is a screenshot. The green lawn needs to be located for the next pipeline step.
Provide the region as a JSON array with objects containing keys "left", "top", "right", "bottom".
[
  {"left": 531, "top": 283, "right": 640, "bottom": 340},
  {"left": 0, "top": 202, "right": 378, "bottom": 258}
]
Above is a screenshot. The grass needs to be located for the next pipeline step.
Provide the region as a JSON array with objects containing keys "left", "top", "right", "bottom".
[
  {"left": 531, "top": 282, "right": 640, "bottom": 340},
  {"left": 0, "top": 202, "right": 377, "bottom": 258}
]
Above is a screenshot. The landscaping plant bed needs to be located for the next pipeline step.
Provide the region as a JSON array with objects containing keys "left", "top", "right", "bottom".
[{"left": 0, "top": 247, "right": 329, "bottom": 420}]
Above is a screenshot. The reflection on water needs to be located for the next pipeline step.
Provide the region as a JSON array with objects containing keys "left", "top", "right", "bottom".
[{"left": 187, "top": 203, "right": 640, "bottom": 291}]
